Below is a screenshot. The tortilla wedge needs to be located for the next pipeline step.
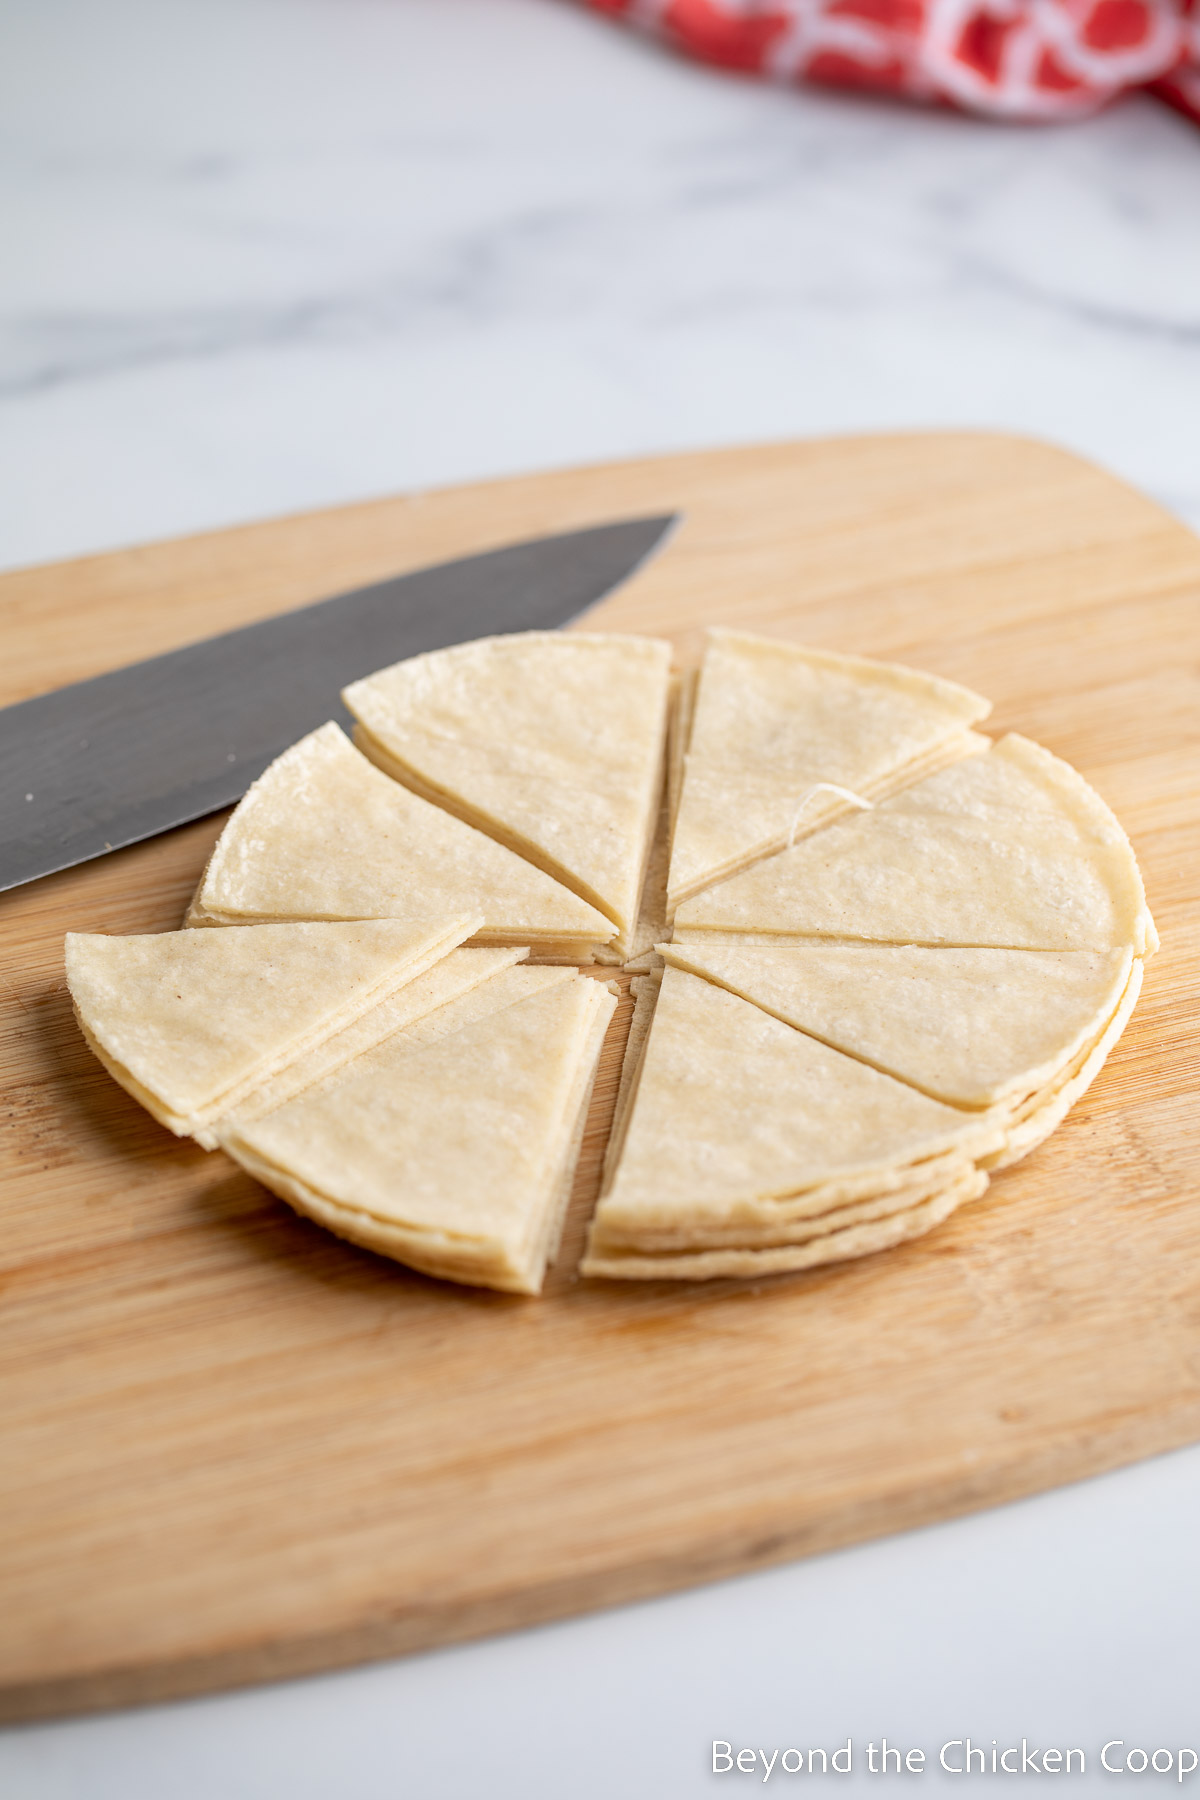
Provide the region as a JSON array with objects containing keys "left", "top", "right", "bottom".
[
  {"left": 675, "top": 734, "right": 1158, "bottom": 957},
  {"left": 657, "top": 941, "right": 1134, "bottom": 1111},
  {"left": 344, "top": 632, "right": 672, "bottom": 955},
  {"left": 221, "top": 971, "right": 617, "bottom": 1294},
  {"left": 665, "top": 630, "right": 991, "bottom": 911},
  {"left": 65, "top": 915, "right": 479, "bottom": 1144},
  {"left": 186, "top": 723, "right": 614, "bottom": 959}
]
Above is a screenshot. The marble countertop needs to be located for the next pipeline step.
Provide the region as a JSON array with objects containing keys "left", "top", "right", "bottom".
[
  {"left": 2, "top": 2, "right": 1198, "bottom": 1794},
  {"left": 4, "top": 0, "right": 1200, "bottom": 573}
]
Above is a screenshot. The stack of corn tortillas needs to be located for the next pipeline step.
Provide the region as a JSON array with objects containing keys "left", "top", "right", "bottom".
[{"left": 66, "top": 627, "right": 1156, "bottom": 1294}]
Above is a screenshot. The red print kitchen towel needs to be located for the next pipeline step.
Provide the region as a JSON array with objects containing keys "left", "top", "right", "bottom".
[{"left": 585, "top": 0, "right": 1200, "bottom": 125}]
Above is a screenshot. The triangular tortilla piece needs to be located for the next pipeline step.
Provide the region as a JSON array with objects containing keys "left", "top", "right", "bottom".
[
  {"left": 582, "top": 1167, "right": 986, "bottom": 1282},
  {"left": 675, "top": 734, "right": 1159, "bottom": 958},
  {"left": 275, "top": 978, "right": 611, "bottom": 1290},
  {"left": 288, "top": 968, "right": 609, "bottom": 1289},
  {"left": 344, "top": 632, "right": 672, "bottom": 953},
  {"left": 65, "top": 915, "right": 478, "bottom": 1142},
  {"left": 226, "top": 946, "right": 530, "bottom": 1130},
  {"left": 221, "top": 974, "right": 617, "bottom": 1294},
  {"left": 586, "top": 968, "right": 1002, "bottom": 1245},
  {"left": 665, "top": 630, "right": 991, "bottom": 910},
  {"left": 657, "top": 941, "right": 1134, "bottom": 1111},
  {"left": 187, "top": 723, "right": 614, "bottom": 958}
]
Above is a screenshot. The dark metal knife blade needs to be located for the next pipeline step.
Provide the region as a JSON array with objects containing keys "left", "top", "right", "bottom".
[{"left": 0, "top": 513, "right": 678, "bottom": 894}]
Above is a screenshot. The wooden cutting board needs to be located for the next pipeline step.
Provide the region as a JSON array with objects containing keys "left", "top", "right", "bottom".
[{"left": 3, "top": 434, "right": 1199, "bottom": 1723}]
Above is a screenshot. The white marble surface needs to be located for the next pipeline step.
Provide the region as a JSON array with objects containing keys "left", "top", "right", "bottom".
[
  {"left": 4, "top": 0, "right": 1200, "bottom": 573},
  {"left": 2, "top": 0, "right": 1199, "bottom": 1793}
]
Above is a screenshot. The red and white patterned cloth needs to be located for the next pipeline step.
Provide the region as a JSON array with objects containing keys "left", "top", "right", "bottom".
[{"left": 585, "top": 0, "right": 1200, "bottom": 125}]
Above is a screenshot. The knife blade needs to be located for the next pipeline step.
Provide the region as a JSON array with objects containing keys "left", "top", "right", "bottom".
[{"left": 0, "top": 513, "right": 678, "bottom": 894}]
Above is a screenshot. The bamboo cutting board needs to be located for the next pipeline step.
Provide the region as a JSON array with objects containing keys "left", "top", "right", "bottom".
[{"left": 2, "top": 434, "right": 1199, "bottom": 1723}]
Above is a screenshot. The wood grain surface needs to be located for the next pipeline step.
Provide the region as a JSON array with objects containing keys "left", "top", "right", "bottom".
[{"left": 2, "top": 434, "right": 1199, "bottom": 1722}]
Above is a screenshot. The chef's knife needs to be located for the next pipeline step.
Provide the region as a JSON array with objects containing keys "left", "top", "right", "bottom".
[{"left": 0, "top": 513, "right": 677, "bottom": 894}]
